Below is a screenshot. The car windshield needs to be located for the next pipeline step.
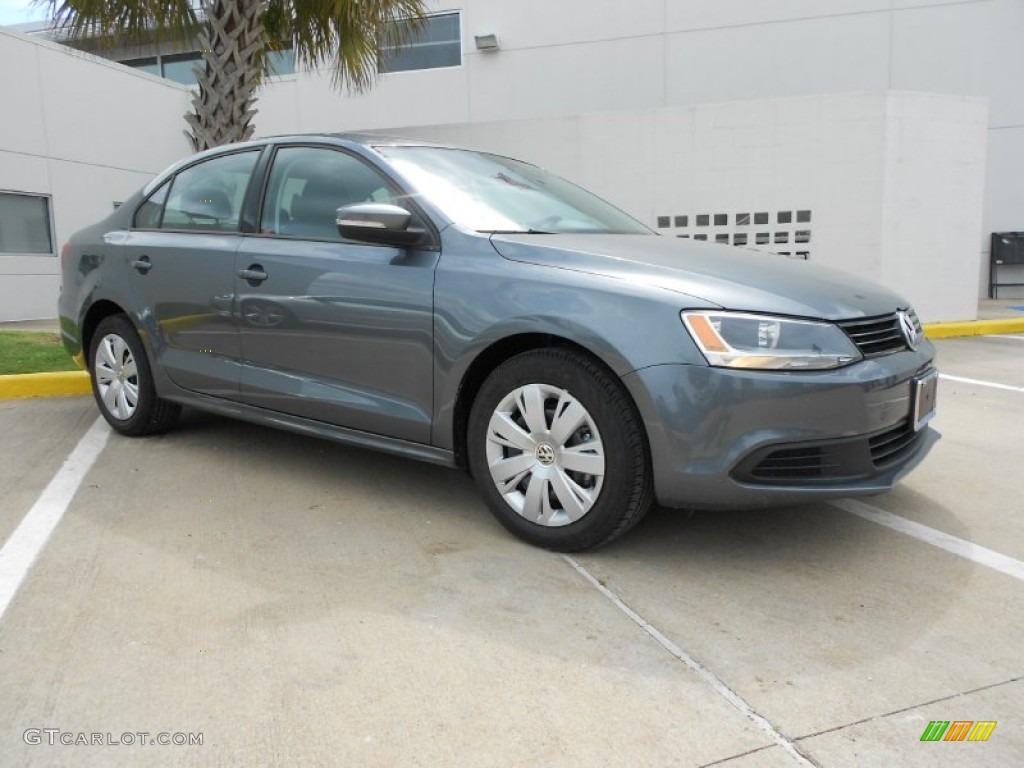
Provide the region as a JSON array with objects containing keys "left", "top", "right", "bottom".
[{"left": 374, "top": 146, "right": 651, "bottom": 235}]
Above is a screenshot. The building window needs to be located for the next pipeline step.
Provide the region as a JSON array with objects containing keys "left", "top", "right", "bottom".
[
  {"left": 266, "top": 47, "right": 296, "bottom": 77},
  {"left": 122, "top": 48, "right": 295, "bottom": 86},
  {"left": 161, "top": 51, "right": 204, "bottom": 85},
  {"left": 123, "top": 56, "right": 160, "bottom": 76},
  {"left": 379, "top": 12, "right": 461, "bottom": 73},
  {"left": 0, "top": 192, "right": 53, "bottom": 255}
]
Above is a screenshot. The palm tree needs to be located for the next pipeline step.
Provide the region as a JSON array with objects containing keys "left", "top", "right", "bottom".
[{"left": 39, "top": 0, "right": 428, "bottom": 150}]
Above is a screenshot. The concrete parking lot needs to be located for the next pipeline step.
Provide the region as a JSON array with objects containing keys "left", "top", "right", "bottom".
[{"left": 0, "top": 335, "right": 1021, "bottom": 767}]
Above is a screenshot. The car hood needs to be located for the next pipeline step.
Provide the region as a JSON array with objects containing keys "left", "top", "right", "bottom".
[{"left": 490, "top": 234, "right": 907, "bottom": 320}]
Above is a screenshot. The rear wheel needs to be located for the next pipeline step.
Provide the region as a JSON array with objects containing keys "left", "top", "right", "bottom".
[
  {"left": 467, "top": 348, "right": 653, "bottom": 551},
  {"left": 89, "top": 315, "right": 180, "bottom": 436}
]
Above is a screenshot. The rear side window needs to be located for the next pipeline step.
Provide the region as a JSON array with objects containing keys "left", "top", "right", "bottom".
[
  {"left": 260, "top": 146, "right": 400, "bottom": 240},
  {"left": 155, "top": 150, "right": 259, "bottom": 232}
]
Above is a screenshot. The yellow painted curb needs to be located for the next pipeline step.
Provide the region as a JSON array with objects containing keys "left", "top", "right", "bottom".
[
  {"left": 0, "top": 371, "right": 91, "bottom": 400},
  {"left": 923, "top": 317, "right": 1024, "bottom": 339}
]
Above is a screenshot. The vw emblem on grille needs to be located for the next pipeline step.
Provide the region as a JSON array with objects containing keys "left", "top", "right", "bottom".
[
  {"left": 898, "top": 311, "right": 918, "bottom": 350},
  {"left": 535, "top": 443, "right": 556, "bottom": 466}
]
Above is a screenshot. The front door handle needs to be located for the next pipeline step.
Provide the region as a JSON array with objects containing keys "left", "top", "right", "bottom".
[
  {"left": 238, "top": 265, "right": 268, "bottom": 284},
  {"left": 132, "top": 255, "right": 152, "bottom": 274}
]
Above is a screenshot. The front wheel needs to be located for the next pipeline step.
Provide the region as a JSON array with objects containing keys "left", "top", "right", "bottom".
[
  {"left": 89, "top": 314, "right": 180, "bottom": 436},
  {"left": 467, "top": 348, "right": 653, "bottom": 551}
]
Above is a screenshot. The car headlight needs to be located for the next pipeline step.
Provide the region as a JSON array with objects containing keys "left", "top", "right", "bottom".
[{"left": 681, "top": 311, "right": 862, "bottom": 370}]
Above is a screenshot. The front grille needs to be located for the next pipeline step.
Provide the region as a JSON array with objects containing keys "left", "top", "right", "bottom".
[
  {"left": 868, "top": 420, "right": 922, "bottom": 467},
  {"left": 749, "top": 446, "right": 839, "bottom": 480},
  {"left": 734, "top": 417, "right": 928, "bottom": 485},
  {"left": 838, "top": 313, "right": 908, "bottom": 357}
]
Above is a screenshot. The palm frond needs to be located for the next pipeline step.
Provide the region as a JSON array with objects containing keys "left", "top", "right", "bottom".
[
  {"left": 285, "top": 0, "right": 428, "bottom": 91},
  {"left": 35, "top": 0, "right": 201, "bottom": 50}
]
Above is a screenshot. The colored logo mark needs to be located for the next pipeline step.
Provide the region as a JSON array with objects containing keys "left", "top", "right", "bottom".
[{"left": 920, "top": 720, "right": 997, "bottom": 742}]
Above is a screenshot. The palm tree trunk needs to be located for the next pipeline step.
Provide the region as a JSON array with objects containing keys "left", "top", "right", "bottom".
[{"left": 185, "top": 0, "right": 265, "bottom": 151}]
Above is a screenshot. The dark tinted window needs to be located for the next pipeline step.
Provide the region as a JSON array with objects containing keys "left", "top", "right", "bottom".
[
  {"left": 379, "top": 13, "right": 461, "bottom": 73},
  {"left": 160, "top": 151, "right": 259, "bottom": 232},
  {"left": 260, "top": 147, "right": 400, "bottom": 240},
  {"left": 0, "top": 192, "right": 52, "bottom": 254}
]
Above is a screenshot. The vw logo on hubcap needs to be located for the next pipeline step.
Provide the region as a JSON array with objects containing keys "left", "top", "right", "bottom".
[
  {"left": 535, "top": 443, "right": 556, "bottom": 466},
  {"left": 898, "top": 311, "right": 918, "bottom": 350}
]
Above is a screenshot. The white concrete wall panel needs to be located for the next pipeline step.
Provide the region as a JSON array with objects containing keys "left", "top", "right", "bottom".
[
  {"left": 463, "top": 0, "right": 664, "bottom": 49},
  {"left": 666, "top": 0, "right": 891, "bottom": 32},
  {"left": 466, "top": 36, "right": 664, "bottom": 123},
  {"left": 0, "top": 28, "right": 191, "bottom": 320},
  {"left": 35, "top": 50, "right": 190, "bottom": 170},
  {"left": 982, "top": 126, "right": 1024, "bottom": 298},
  {"left": 891, "top": 0, "right": 1024, "bottom": 129},
  {"left": 879, "top": 93, "right": 988, "bottom": 320},
  {"left": 664, "top": 12, "right": 891, "bottom": 107},
  {"left": 387, "top": 91, "right": 984, "bottom": 322},
  {"left": 255, "top": 66, "right": 472, "bottom": 137},
  {"left": 0, "top": 34, "right": 48, "bottom": 156}
]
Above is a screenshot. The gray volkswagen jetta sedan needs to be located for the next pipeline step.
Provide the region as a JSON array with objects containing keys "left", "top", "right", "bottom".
[{"left": 58, "top": 134, "right": 938, "bottom": 551}]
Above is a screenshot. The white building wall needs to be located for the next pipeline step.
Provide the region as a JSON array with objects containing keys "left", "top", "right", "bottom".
[
  {"left": 254, "top": 0, "right": 1023, "bottom": 307},
  {"left": 879, "top": 92, "right": 988, "bottom": 321},
  {"left": 377, "top": 91, "right": 986, "bottom": 323},
  {"left": 0, "top": 28, "right": 192, "bottom": 320},
  {"left": 0, "top": 0, "right": 1017, "bottom": 318}
]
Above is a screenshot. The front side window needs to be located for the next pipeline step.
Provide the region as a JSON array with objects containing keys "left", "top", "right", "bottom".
[
  {"left": 378, "top": 12, "right": 461, "bottom": 73},
  {"left": 160, "top": 151, "right": 259, "bottom": 232},
  {"left": 375, "top": 146, "right": 651, "bottom": 235},
  {"left": 260, "top": 147, "right": 401, "bottom": 240},
  {"left": 0, "top": 192, "right": 53, "bottom": 255}
]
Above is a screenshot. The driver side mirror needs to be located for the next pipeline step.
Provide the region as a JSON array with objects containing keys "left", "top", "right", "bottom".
[{"left": 336, "top": 203, "right": 426, "bottom": 247}]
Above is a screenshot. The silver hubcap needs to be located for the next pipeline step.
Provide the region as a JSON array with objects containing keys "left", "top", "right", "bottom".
[
  {"left": 94, "top": 333, "right": 139, "bottom": 420},
  {"left": 485, "top": 383, "right": 605, "bottom": 527}
]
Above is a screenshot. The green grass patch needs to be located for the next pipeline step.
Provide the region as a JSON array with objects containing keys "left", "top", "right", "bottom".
[{"left": 0, "top": 331, "right": 80, "bottom": 375}]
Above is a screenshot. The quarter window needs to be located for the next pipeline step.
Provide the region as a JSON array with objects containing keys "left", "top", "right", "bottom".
[
  {"left": 260, "top": 147, "right": 401, "bottom": 240},
  {"left": 160, "top": 151, "right": 260, "bottom": 232},
  {"left": 134, "top": 181, "right": 169, "bottom": 229},
  {"left": 0, "top": 192, "right": 53, "bottom": 255},
  {"left": 378, "top": 12, "right": 461, "bottom": 73}
]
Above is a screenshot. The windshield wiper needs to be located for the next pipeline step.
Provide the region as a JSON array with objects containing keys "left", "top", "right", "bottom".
[{"left": 480, "top": 229, "right": 556, "bottom": 235}]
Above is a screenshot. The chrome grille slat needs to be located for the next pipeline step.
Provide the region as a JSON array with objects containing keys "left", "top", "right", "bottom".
[{"left": 838, "top": 312, "right": 909, "bottom": 357}]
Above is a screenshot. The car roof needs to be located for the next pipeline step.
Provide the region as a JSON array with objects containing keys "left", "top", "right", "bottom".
[{"left": 265, "top": 132, "right": 451, "bottom": 149}]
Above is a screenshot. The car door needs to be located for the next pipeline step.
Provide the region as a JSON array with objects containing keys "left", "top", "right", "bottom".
[
  {"left": 124, "top": 148, "right": 262, "bottom": 399},
  {"left": 235, "top": 144, "right": 438, "bottom": 443}
]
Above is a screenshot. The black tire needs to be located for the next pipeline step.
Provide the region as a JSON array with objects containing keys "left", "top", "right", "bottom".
[
  {"left": 89, "top": 314, "right": 180, "bottom": 436},
  {"left": 467, "top": 348, "right": 653, "bottom": 551}
]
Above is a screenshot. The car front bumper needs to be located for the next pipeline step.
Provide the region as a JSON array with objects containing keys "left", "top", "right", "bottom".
[{"left": 622, "top": 349, "right": 939, "bottom": 510}]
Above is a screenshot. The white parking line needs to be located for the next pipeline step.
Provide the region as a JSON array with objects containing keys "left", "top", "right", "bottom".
[
  {"left": 564, "top": 555, "right": 818, "bottom": 767},
  {"left": 0, "top": 417, "right": 110, "bottom": 621},
  {"left": 831, "top": 498, "right": 1024, "bottom": 583},
  {"left": 939, "top": 373, "right": 1024, "bottom": 394},
  {"left": 987, "top": 334, "right": 1024, "bottom": 341}
]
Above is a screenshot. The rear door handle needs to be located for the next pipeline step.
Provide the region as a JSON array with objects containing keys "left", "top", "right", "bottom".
[
  {"left": 238, "top": 265, "right": 268, "bottom": 284},
  {"left": 132, "top": 255, "right": 152, "bottom": 274}
]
